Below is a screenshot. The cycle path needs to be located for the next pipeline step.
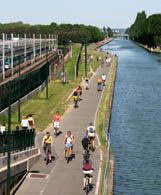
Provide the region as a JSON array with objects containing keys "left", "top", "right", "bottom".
[{"left": 16, "top": 61, "right": 111, "bottom": 195}]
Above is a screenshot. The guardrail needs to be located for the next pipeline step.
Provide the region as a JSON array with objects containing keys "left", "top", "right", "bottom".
[{"left": 0, "top": 129, "right": 35, "bottom": 156}]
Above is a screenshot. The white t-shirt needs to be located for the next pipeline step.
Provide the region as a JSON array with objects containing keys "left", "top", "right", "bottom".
[
  {"left": 0, "top": 126, "right": 6, "bottom": 133},
  {"left": 102, "top": 75, "right": 106, "bottom": 81},
  {"left": 21, "top": 119, "right": 28, "bottom": 127}
]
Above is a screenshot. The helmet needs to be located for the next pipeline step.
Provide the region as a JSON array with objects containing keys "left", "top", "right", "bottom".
[{"left": 89, "top": 122, "right": 93, "bottom": 126}]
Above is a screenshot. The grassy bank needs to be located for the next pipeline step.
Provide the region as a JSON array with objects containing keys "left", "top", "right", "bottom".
[
  {"left": 0, "top": 43, "right": 107, "bottom": 131},
  {"left": 96, "top": 56, "right": 117, "bottom": 195},
  {"left": 134, "top": 41, "right": 161, "bottom": 54}
]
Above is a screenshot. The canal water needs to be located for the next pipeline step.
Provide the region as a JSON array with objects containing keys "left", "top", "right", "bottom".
[{"left": 102, "top": 38, "right": 161, "bottom": 195}]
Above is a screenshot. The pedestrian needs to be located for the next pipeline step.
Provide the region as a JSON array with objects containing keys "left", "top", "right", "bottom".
[
  {"left": 21, "top": 115, "right": 28, "bottom": 130},
  {"left": 96, "top": 76, "right": 102, "bottom": 91},
  {"left": 101, "top": 73, "right": 106, "bottom": 86},
  {"left": 0, "top": 123, "right": 6, "bottom": 134},
  {"left": 27, "top": 113, "right": 35, "bottom": 130}
]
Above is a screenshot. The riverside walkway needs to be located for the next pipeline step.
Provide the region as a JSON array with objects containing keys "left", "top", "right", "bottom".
[{"left": 16, "top": 59, "right": 111, "bottom": 195}]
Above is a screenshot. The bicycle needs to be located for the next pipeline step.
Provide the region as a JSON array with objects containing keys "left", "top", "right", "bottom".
[
  {"left": 53, "top": 121, "right": 60, "bottom": 137},
  {"left": 65, "top": 146, "right": 72, "bottom": 163},
  {"left": 84, "top": 174, "right": 91, "bottom": 194}
]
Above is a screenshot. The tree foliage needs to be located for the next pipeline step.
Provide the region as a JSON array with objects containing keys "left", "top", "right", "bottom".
[
  {"left": 126, "top": 11, "right": 161, "bottom": 47},
  {"left": 0, "top": 22, "right": 105, "bottom": 44}
]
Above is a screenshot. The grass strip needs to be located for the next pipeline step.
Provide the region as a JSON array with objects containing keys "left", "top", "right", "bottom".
[{"left": 96, "top": 56, "right": 117, "bottom": 195}]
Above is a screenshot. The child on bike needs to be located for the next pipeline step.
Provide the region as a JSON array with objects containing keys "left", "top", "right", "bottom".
[
  {"left": 96, "top": 76, "right": 102, "bottom": 91},
  {"left": 73, "top": 91, "right": 78, "bottom": 108},
  {"left": 53, "top": 111, "right": 61, "bottom": 136},
  {"left": 64, "top": 130, "right": 74, "bottom": 159},
  {"left": 76, "top": 85, "right": 83, "bottom": 100}
]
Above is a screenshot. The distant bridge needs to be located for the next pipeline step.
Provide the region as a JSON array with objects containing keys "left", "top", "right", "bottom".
[{"left": 113, "top": 33, "right": 129, "bottom": 38}]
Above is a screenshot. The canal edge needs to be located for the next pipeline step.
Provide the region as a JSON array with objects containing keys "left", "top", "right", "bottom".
[{"left": 95, "top": 54, "right": 118, "bottom": 195}]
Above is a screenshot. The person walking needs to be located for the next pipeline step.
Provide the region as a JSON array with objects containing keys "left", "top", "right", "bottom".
[{"left": 42, "top": 131, "right": 53, "bottom": 165}]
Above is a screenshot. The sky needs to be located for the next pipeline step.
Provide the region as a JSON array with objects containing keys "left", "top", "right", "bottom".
[{"left": 0, "top": 0, "right": 161, "bottom": 29}]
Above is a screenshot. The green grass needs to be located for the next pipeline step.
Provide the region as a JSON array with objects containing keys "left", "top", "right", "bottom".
[{"left": 0, "top": 43, "right": 103, "bottom": 131}]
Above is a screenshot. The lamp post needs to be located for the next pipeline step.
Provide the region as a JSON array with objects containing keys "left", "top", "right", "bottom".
[
  {"left": 58, "top": 49, "right": 65, "bottom": 84},
  {"left": 69, "top": 40, "right": 72, "bottom": 58}
]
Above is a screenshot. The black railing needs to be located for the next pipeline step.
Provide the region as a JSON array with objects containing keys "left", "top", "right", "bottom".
[
  {"left": 0, "top": 62, "right": 48, "bottom": 112},
  {"left": 0, "top": 129, "right": 35, "bottom": 155}
]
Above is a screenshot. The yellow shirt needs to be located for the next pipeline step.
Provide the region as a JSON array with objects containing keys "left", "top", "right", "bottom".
[{"left": 42, "top": 135, "right": 53, "bottom": 146}]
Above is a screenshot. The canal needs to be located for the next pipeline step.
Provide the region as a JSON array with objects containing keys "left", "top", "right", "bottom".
[{"left": 102, "top": 38, "right": 161, "bottom": 195}]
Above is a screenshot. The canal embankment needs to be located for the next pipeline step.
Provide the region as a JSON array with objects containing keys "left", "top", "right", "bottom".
[
  {"left": 133, "top": 41, "right": 161, "bottom": 54},
  {"left": 95, "top": 52, "right": 117, "bottom": 195}
]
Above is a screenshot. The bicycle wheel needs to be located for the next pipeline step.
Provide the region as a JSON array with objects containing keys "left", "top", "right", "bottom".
[
  {"left": 66, "top": 148, "right": 71, "bottom": 163},
  {"left": 85, "top": 177, "right": 89, "bottom": 195}
]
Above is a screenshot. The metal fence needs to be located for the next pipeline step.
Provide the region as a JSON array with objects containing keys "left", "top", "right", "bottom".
[
  {"left": 0, "top": 129, "right": 35, "bottom": 155},
  {"left": 0, "top": 62, "right": 49, "bottom": 112}
]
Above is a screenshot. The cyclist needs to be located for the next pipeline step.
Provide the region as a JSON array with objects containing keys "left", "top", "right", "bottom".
[
  {"left": 82, "top": 153, "right": 94, "bottom": 190},
  {"left": 42, "top": 131, "right": 53, "bottom": 165},
  {"left": 84, "top": 76, "right": 89, "bottom": 90},
  {"left": 76, "top": 85, "right": 83, "bottom": 100},
  {"left": 64, "top": 130, "right": 74, "bottom": 159},
  {"left": 81, "top": 132, "right": 89, "bottom": 151},
  {"left": 53, "top": 111, "right": 61, "bottom": 136},
  {"left": 73, "top": 91, "right": 78, "bottom": 108},
  {"left": 87, "top": 123, "right": 95, "bottom": 150},
  {"left": 96, "top": 76, "right": 102, "bottom": 91},
  {"left": 101, "top": 73, "right": 106, "bottom": 86}
]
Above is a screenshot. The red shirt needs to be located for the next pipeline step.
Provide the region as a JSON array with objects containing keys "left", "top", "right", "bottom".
[{"left": 53, "top": 115, "right": 61, "bottom": 122}]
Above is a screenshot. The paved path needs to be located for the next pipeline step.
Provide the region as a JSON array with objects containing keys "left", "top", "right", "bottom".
[{"left": 16, "top": 61, "right": 111, "bottom": 195}]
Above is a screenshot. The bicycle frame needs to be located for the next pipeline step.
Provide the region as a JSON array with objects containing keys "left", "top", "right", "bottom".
[
  {"left": 85, "top": 175, "right": 90, "bottom": 194},
  {"left": 65, "top": 147, "right": 72, "bottom": 163}
]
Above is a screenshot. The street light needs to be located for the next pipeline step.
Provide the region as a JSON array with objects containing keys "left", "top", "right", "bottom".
[{"left": 69, "top": 40, "right": 72, "bottom": 58}]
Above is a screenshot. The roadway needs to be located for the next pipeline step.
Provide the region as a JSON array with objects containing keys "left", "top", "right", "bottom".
[{"left": 16, "top": 59, "right": 111, "bottom": 195}]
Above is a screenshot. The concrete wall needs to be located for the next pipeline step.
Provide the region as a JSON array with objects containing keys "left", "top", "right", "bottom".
[{"left": 0, "top": 148, "right": 40, "bottom": 182}]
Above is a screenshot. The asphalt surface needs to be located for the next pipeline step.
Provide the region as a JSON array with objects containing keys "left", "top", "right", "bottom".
[{"left": 16, "top": 61, "right": 110, "bottom": 195}]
